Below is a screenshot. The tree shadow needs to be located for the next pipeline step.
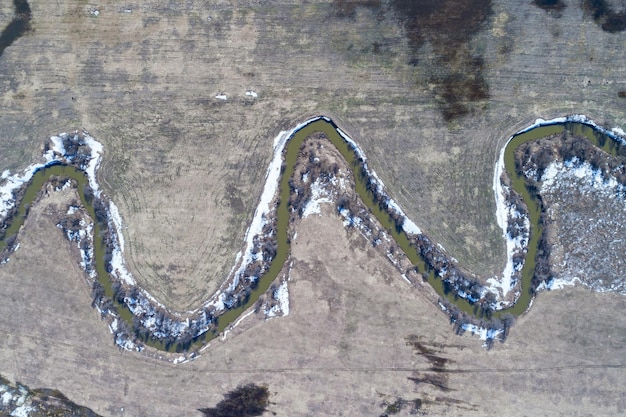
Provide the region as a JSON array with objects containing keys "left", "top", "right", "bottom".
[{"left": 198, "top": 384, "right": 272, "bottom": 417}]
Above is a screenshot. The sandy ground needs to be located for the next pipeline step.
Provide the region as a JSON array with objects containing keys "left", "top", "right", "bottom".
[{"left": 0, "top": 188, "right": 624, "bottom": 416}]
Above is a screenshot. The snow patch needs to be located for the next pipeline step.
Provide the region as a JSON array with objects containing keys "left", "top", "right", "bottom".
[
  {"left": 542, "top": 159, "right": 622, "bottom": 193},
  {"left": 302, "top": 178, "right": 334, "bottom": 218},
  {"left": 10, "top": 404, "right": 32, "bottom": 417},
  {"left": 173, "top": 355, "right": 188, "bottom": 365},
  {"left": 0, "top": 165, "right": 39, "bottom": 218},
  {"left": 2, "top": 391, "right": 13, "bottom": 406},
  {"left": 401, "top": 218, "right": 421, "bottom": 235},
  {"left": 49, "top": 135, "right": 66, "bottom": 156},
  {"left": 266, "top": 279, "right": 289, "bottom": 318},
  {"left": 461, "top": 323, "right": 503, "bottom": 342},
  {"left": 536, "top": 276, "right": 581, "bottom": 291},
  {"left": 0, "top": 380, "right": 33, "bottom": 417},
  {"left": 109, "top": 240, "right": 134, "bottom": 285}
]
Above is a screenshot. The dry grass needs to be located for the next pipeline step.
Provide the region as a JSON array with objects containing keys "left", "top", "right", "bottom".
[
  {"left": 1, "top": 0, "right": 625, "bottom": 306},
  {"left": 1, "top": 1, "right": 626, "bottom": 415},
  {"left": 0, "top": 188, "right": 624, "bottom": 416}
]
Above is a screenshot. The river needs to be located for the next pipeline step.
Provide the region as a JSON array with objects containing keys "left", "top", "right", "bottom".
[{"left": 0, "top": 116, "right": 623, "bottom": 352}]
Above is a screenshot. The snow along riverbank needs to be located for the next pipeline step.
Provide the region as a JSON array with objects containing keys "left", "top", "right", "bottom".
[
  {"left": 488, "top": 114, "right": 626, "bottom": 305},
  {"left": 1, "top": 115, "right": 625, "bottom": 356}
]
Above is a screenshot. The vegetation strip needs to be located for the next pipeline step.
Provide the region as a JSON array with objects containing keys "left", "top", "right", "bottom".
[{"left": 0, "top": 116, "right": 624, "bottom": 356}]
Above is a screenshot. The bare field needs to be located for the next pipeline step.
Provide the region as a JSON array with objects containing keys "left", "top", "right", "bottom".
[
  {"left": 0, "top": 189, "right": 624, "bottom": 416},
  {"left": 1, "top": 1, "right": 626, "bottom": 415},
  {"left": 1, "top": 1, "right": 625, "bottom": 311}
]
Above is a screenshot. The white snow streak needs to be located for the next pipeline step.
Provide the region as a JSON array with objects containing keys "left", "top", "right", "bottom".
[
  {"left": 490, "top": 136, "right": 527, "bottom": 299},
  {"left": 83, "top": 136, "right": 104, "bottom": 197},
  {"left": 536, "top": 277, "right": 581, "bottom": 291},
  {"left": 108, "top": 202, "right": 125, "bottom": 251}
]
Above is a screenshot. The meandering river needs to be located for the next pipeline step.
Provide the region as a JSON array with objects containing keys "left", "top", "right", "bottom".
[{"left": 0, "top": 116, "right": 624, "bottom": 352}]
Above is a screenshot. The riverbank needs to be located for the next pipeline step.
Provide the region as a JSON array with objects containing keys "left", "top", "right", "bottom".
[{"left": 0, "top": 115, "right": 625, "bottom": 358}]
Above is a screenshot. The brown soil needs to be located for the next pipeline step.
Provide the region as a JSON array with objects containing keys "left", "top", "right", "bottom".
[
  {"left": 1, "top": 1, "right": 626, "bottom": 415},
  {"left": 0, "top": 188, "right": 624, "bottom": 416}
]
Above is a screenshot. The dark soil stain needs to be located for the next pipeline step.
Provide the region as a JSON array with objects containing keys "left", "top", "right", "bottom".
[
  {"left": 0, "top": 0, "right": 32, "bottom": 59},
  {"left": 618, "top": 91, "right": 626, "bottom": 98},
  {"left": 408, "top": 373, "right": 453, "bottom": 392},
  {"left": 582, "top": 0, "right": 626, "bottom": 32},
  {"left": 425, "top": 396, "right": 479, "bottom": 412},
  {"left": 435, "top": 57, "right": 489, "bottom": 123},
  {"left": 533, "top": 0, "right": 567, "bottom": 17},
  {"left": 389, "top": 0, "right": 492, "bottom": 51},
  {"left": 391, "top": 0, "right": 493, "bottom": 121},
  {"left": 397, "top": 338, "right": 479, "bottom": 414},
  {"left": 332, "top": 0, "right": 382, "bottom": 18},
  {"left": 405, "top": 335, "right": 452, "bottom": 371},
  {"left": 333, "top": 0, "right": 493, "bottom": 121},
  {"left": 225, "top": 183, "right": 245, "bottom": 212},
  {"left": 405, "top": 335, "right": 455, "bottom": 392}
]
